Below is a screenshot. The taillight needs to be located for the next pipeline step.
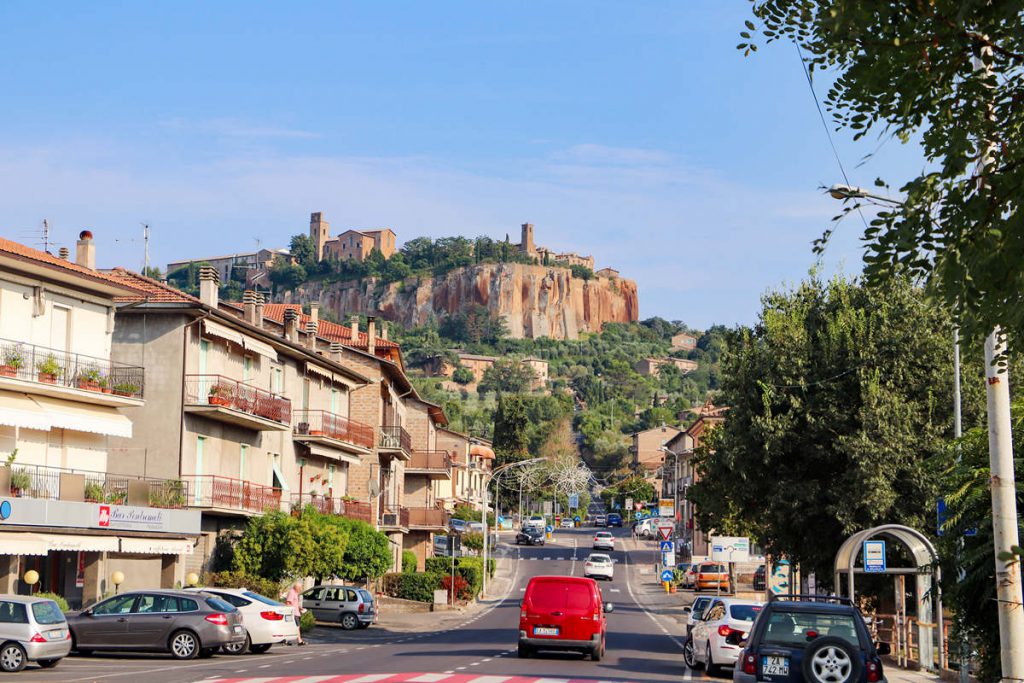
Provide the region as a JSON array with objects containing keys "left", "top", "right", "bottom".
[
  {"left": 593, "top": 611, "right": 601, "bottom": 621},
  {"left": 260, "top": 611, "right": 284, "bottom": 621},
  {"left": 520, "top": 610, "right": 527, "bottom": 619},
  {"left": 358, "top": 603, "right": 365, "bottom": 613},
  {"left": 743, "top": 653, "right": 756, "bottom": 675},
  {"left": 867, "top": 659, "right": 882, "bottom": 682},
  {"left": 29, "top": 633, "right": 47, "bottom": 643},
  {"left": 65, "top": 631, "right": 72, "bottom": 640},
  {"left": 205, "top": 613, "right": 229, "bottom": 626},
  {"left": 718, "top": 625, "right": 733, "bottom": 637},
  {"left": 806, "top": 630, "right": 818, "bottom": 639}
]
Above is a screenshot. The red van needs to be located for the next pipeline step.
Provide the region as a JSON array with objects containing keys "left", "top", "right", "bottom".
[{"left": 518, "top": 575, "right": 614, "bottom": 660}]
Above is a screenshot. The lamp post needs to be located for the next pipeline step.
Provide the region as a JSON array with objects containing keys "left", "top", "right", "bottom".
[
  {"left": 481, "top": 457, "right": 544, "bottom": 598},
  {"left": 111, "top": 571, "right": 125, "bottom": 595}
]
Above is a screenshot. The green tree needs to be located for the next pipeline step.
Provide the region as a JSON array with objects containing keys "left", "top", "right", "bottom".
[
  {"left": 326, "top": 517, "right": 393, "bottom": 581},
  {"left": 289, "top": 234, "right": 317, "bottom": 270},
  {"left": 479, "top": 358, "right": 537, "bottom": 395},
  {"left": 232, "top": 510, "right": 297, "bottom": 582},
  {"left": 493, "top": 395, "right": 531, "bottom": 465},
  {"left": 287, "top": 511, "right": 348, "bottom": 583},
  {"left": 452, "top": 365, "right": 474, "bottom": 385}
]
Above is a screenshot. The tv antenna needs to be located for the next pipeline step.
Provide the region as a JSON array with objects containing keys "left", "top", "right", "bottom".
[{"left": 114, "top": 223, "right": 152, "bottom": 273}]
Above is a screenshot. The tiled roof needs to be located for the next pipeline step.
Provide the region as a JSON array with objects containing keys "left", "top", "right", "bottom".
[
  {"left": 0, "top": 237, "right": 137, "bottom": 290},
  {"left": 104, "top": 268, "right": 201, "bottom": 303},
  {"left": 261, "top": 304, "right": 400, "bottom": 350}
]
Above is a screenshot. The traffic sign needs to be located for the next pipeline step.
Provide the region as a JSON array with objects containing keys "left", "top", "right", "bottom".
[
  {"left": 659, "top": 540, "right": 674, "bottom": 553},
  {"left": 863, "top": 540, "right": 886, "bottom": 572},
  {"left": 634, "top": 502, "right": 643, "bottom": 511},
  {"left": 662, "top": 551, "right": 675, "bottom": 567},
  {"left": 658, "top": 526, "right": 673, "bottom": 541},
  {"left": 498, "top": 515, "right": 505, "bottom": 524},
  {"left": 568, "top": 493, "right": 579, "bottom": 509},
  {"left": 625, "top": 497, "right": 633, "bottom": 510},
  {"left": 660, "top": 569, "right": 675, "bottom": 583},
  {"left": 546, "top": 525, "right": 553, "bottom": 533},
  {"left": 659, "top": 498, "right": 674, "bottom": 518},
  {"left": 710, "top": 536, "right": 751, "bottom": 563}
]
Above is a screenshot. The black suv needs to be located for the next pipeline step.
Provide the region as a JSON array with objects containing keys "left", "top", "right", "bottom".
[
  {"left": 732, "top": 595, "right": 890, "bottom": 683},
  {"left": 515, "top": 527, "right": 545, "bottom": 546}
]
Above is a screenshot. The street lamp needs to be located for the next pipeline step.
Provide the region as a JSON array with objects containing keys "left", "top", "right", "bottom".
[
  {"left": 480, "top": 457, "right": 544, "bottom": 598},
  {"left": 111, "top": 571, "right": 125, "bottom": 595}
]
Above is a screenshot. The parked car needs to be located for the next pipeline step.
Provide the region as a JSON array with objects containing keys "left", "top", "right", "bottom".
[
  {"left": 302, "top": 585, "right": 376, "bottom": 630},
  {"left": 449, "top": 518, "right": 469, "bottom": 534},
  {"left": 685, "top": 597, "right": 763, "bottom": 674},
  {"left": 559, "top": 518, "right": 575, "bottom": 528},
  {"left": 516, "top": 527, "right": 546, "bottom": 546},
  {"left": 518, "top": 575, "right": 613, "bottom": 660},
  {"left": 67, "top": 590, "right": 244, "bottom": 660},
  {"left": 753, "top": 565, "right": 767, "bottom": 592},
  {"left": 684, "top": 563, "right": 700, "bottom": 589},
  {"left": 684, "top": 595, "right": 714, "bottom": 638},
  {"left": 695, "top": 562, "right": 731, "bottom": 592},
  {"left": 606, "top": 513, "right": 623, "bottom": 527},
  {"left": 593, "top": 514, "right": 608, "bottom": 527},
  {"left": 592, "top": 531, "right": 615, "bottom": 551},
  {"left": 732, "top": 595, "right": 891, "bottom": 683},
  {"left": 184, "top": 587, "right": 298, "bottom": 654},
  {"left": 0, "top": 596, "right": 71, "bottom": 672},
  {"left": 583, "top": 553, "right": 614, "bottom": 581}
]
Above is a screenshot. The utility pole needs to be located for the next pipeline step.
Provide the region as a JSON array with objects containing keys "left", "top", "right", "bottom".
[{"left": 141, "top": 223, "right": 150, "bottom": 274}]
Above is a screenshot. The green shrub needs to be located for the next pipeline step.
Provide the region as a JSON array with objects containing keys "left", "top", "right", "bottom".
[
  {"left": 402, "top": 550, "right": 418, "bottom": 573},
  {"left": 381, "top": 572, "right": 402, "bottom": 597},
  {"left": 462, "top": 532, "right": 484, "bottom": 552},
  {"left": 33, "top": 592, "right": 68, "bottom": 612},
  {"left": 424, "top": 556, "right": 451, "bottom": 574},
  {"left": 299, "top": 610, "right": 316, "bottom": 632},
  {"left": 396, "top": 572, "right": 444, "bottom": 602},
  {"left": 207, "top": 570, "right": 284, "bottom": 601}
]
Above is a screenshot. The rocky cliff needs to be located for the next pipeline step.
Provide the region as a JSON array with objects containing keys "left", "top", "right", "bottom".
[{"left": 282, "top": 263, "right": 639, "bottom": 340}]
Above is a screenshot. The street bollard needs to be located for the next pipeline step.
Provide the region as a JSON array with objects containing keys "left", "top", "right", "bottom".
[{"left": 663, "top": 581, "right": 671, "bottom": 594}]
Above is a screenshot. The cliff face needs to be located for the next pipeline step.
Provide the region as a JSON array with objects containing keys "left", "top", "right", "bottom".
[{"left": 283, "top": 263, "right": 639, "bottom": 340}]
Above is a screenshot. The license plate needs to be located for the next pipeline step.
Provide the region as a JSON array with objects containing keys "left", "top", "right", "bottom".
[
  {"left": 45, "top": 629, "right": 64, "bottom": 640},
  {"left": 233, "top": 625, "right": 243, "bottom": 633},
  {"left": 762, "top": 655, "right": 789, "bottom": 676},
  {"left": 533, "top": 626, "right": 559, "bottom": 636}
]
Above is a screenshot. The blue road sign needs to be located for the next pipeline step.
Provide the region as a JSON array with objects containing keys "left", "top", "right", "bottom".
[
  {"left": 498, "top": 516, "right": 505, "bottom": 524},
  {"left": 568, "top": 493, "right": 579, "bottom": 508},
  {"left": 659, "top": 540, "right": 674, "bottom": 553},
  {"left": 939, "top": 497, "right": 979, "bottom": 537},
  {"left": 660, "top": 569, "right": 675, "bottom": 583},
  {"left": 546, "top": 525, "right": 553, "bottom": 533},
  {"left": 864, "top": 540, "right": 886, "bottom": 573}
]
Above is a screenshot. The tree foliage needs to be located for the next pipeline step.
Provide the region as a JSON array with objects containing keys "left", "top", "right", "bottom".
[{"left": 479, "top": 358, "right": 537, "bottom": 395}]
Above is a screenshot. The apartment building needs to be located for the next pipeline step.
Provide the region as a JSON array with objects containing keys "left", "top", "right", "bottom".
[
  {"left": 0, "top": 234, "right": 200, "bottom": 607},
  {"left": 634, "top": 357, "right": 699, "bottom": 377}
]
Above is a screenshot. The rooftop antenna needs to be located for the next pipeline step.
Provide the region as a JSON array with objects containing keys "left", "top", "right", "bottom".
[
  {"left": 142, "top": 223, "right": 150, "bottom": 274},
  {"left": 42, "top": 219, "right": 51, "bottom": 253}
]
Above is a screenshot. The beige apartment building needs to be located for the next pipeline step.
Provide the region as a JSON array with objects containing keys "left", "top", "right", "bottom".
[
  {"left": 631, "top": 423, "right": 683, "bottom": 495},
  {"left": 0, "top": 234, "right": 199, "bottom": 608},
  {"left": 634, "top": 357, "right": 699, "bottom": 377},
  {"left": 438, "top": 352, "right": 548, "bottom": 392},
  {"left": 670, "top": 332, "right": 698, "bottom": 352}
]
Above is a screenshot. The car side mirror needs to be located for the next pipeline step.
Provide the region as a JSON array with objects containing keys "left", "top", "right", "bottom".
[
  {"left": 604, "top": 602, "right": 614, "bottom": 613},
  {"left": 876, "top": 642, "right": 891, "bottom": 656}
]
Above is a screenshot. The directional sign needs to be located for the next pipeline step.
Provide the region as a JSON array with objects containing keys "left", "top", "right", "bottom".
[
  {"left": 662, "top": 551, "right": 676, "bottom": 567},
  {"left": 660, "top": 569, "right": 675, "bottom": 583},
  {"left": 863, "top": 540, "right": 886, "bottom": 573},
  {"left": 568, "top": 493, "right": 579, "bottom": 509},
  {"left": 546, "top": 525, "right": 554, "bottom": 533},
  {"left": 658, "top": 526, "right": 673, "bottom": 541},
  {"left": 659, "top": 540, "right": 675, "bottom": 553}
]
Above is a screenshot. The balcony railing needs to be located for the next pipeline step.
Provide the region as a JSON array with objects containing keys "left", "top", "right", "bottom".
[
  {"left": 294, "top": 410, "right": 374, "bottom": 449},
  {"left": 407, "top": 506, "right": 448, "bottom": 528},
  {"left": 291, "top": 493, "right": 373, "bottom": 523},
  {"left": 184, "top": 375, "right": 291, "bottom": 425},
  {"left": 379, "top": 425, "right": 411, "bottom": 453},
  {"left": 1, "top": 462, "right": 187, "bottom": 508},
  {"left": 379, "top": 505, "right": 409, "bottom": 529},
  {"left": 0, "top": 337, "right": 145, "bottom": 399},
  {"left": 407, "top": 450, "right": 452, "bottom": 472},
  {"left": 183, "top": 474, "right": 282, "bottom": 514}
]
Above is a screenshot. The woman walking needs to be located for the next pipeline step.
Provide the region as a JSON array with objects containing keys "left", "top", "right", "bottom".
[{"left": 284, "top": 581, "right": 307, "bottom": 646}]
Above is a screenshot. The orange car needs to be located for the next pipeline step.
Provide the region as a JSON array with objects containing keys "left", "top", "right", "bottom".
[{"left": 694, "top": 562, "right": 731, "bottom": 592}]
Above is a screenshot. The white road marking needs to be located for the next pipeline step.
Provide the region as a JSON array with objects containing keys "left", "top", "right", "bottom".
[
  {"left": 408, "top": 674, "right": 453, "bottom": 682},
  {"left": 347, "top": 676, "right": 402, "bottom": 683},
  {"left": 467, "top": 676, "right": 512, "bottom": 683},
  {"left": 470, "top": 662, "right": 481, "bottom": 666}
]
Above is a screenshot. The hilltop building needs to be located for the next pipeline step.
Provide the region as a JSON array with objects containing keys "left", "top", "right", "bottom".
[
  {"left": 166, "top": 248, "right": 290, "bottom": 286},
  {"left": 310, "top": 212, "right": 396, "bottom": 263},
  {"left": 670, "top": 332, "right": 698, "bottom": 352},
  {"left": 634, "top": 357, "right": 699, "bottom": 376},
  {"left": 512, "top": 223, "right": 596, "bottom": 271}
]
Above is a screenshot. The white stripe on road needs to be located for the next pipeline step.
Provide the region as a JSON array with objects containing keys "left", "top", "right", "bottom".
[
  {"left": 347, "top": 675, "right": 401, "bottom": 683},
  {"left": 408, "top": 675, "right": 454, "bottom": 682},
  {"left": 293, "top": 677, "right": 349, "bottom": 683},
  {"left": 467, "top": 676, "right": 512, "bottom": 683}
]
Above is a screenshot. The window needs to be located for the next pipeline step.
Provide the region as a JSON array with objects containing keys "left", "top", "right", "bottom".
[
  {"left": 239, "top": 444, "right": 248, "bottom": 480},
  {"left": 273, "top": 366, "right": 283, "bottom": 394},
  {"left": 243, "top": 356, "right": 253, "bottom": 382},
  {"left": 730, "top": 604, "right": 763, "bottom": 622},
  {"left": 303, "top": 588, "right": 324, "bottom": 601},
  {"left": 195, "top": 436, "right": 206, "bottom": 504},
  {"left": 271, "top": 453, "right": 287, "bottom": 490},
  {"left": 327, "top": 464, "right": 335, "bottom": 489},
  {"left": 205, "top": 597, "right": 238, "bottom": 613},
  {"left": 705, "top": 602, "right": 727, "bottom": 621},
  {"left": 346, "top": 589, "right": 358, "bottom": 602},
  {"left": 763, "top": 611, "right": 860, "bottom": 647},
  {"left": 93, "top": 595, "right": 137, "bottom": 615},
  {"left": 31, "top": 601, "right": 65, "bottom": 625},
  {"left": 243, "top": 591, "right": 284, "bottom": 607},
  {"left": 0, "top": 601, "right": 27, "bottom": 623},
  {"left": 322, "top": 587, "right": 340, "bottom": 601}
]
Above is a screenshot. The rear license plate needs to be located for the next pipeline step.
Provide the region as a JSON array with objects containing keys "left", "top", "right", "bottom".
[
  {"left": 233, "top": 625, "right": 243, "bottom": 633},
  {"left": 533, "top": 626, "right": 559, "bottom": 636},
  {"left": 762, "top": 655, "right": 789, "bottom": 676},
  {"left": 45, "top": 629, "right": 65, "bottom": 640}
]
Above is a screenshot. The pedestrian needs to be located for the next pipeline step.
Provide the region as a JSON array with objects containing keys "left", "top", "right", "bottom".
[{"left": 284, "top": 581, "right": 307, "bottom": 646}]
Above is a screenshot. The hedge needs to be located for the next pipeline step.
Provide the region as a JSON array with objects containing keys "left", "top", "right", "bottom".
[
  {"left": 422, "top": 556, "right": 496, "bottom": 598},
  {"left": 207, "top": 570, "right": 284, "bottom": 601},
  {"left": 381, "top": 571, "right": 444, "bottom": 602},
  {"left": 402, "top": 550, "right": 418, "bottom": 573}
]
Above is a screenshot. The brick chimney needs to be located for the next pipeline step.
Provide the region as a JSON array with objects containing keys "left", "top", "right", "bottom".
[
  {"left": 75, "top": 230, "right": 96, "bottom": 270},
  {"left": 243, "top": 290, "right": 258, "bottom": 325},
  {"left": 379, "top": 321, "right": 388, "bottom": 341},
  {"left": 367, "top": 316, "right": 377, "bottom": 355},
  {"left": 199, "top": 265, "right": 220, "bottom": 308},
  {"left": 254, "top": 293, "right": 265, "bottom": 328},
  {"left": 329, "top": 342, "right": 344, "bottom": 363},
  {"left": 283, "top": 308, "right": 299, "bottom": 343},
  {"left": 58, "top": 247, "right": 69, "bottom": 260},
  {"left": 350, "top": 315, "right": 359, "bottom": 344}
]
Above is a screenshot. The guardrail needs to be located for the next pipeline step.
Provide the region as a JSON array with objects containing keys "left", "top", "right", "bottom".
[
  {"left": 183, "top": 474, "right": 282, "bottom": 513},
  {"left": 379, "top": 425, "right": 411, "bottom": 452},
  {"left": 1, "top": 462, "right": 187, "bottom": 508},
  {"left": 0, "top": 337, "right": 145, "bottom": 398},
  {"left": 407, "top": 450, "right": 451, "bottom": 472},
  {"left": 184, "top": 374, "right": 291, "bottom": 425},
  {"left": 294, "top": 410, "right": 374, "bottom": 449},
  {"left": 407, "top": 506, "right": 448, "bottom": 527}
]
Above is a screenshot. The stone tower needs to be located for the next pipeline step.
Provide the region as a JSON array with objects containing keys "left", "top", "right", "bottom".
[
  {"left": 520, "top": 223, "right": 535, "bottom": 256},
  {"left": 310, "top": 212, "right": 330, "bottom": 261}
]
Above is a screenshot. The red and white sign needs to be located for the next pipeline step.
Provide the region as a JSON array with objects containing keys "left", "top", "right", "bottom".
[
  {"left": 658, "top": 526, "right": 673, "bottom": 540},
  {"left": 98, "top": 505, "right": 111, "bottom": 527},
  {"left": 635, "top": 503, "right": 643, "bottom": 511}
]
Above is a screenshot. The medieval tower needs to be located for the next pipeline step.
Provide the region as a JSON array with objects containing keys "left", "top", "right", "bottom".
[
  {"left": 310, "top": 212, "right": 330, "bottom": 261},
  {"left": 520, "top": 222, "right": 536, "bottom": 257}
]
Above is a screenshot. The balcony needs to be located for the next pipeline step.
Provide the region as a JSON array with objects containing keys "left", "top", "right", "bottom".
[
  {"left": 291, "top": 493, "right": 373, "bottom": 524},
  {"left": 184, "top": 375, "right": 291, "bottom": 431},
  {"left": 293, "top": 410, "right": 374, "bottom": 460},
  {"left": 0, "top": 462, "right": 187, "bottom": 508},
  {"left": 0, "top": 337, "right": 144, "bottom": 406},
  {"left": 406, "top": 450, "right": 452, "bottom": 480},
  {"left": 378, "top": 425, "right": 412, "bottom": 460},
  {"left": 182, "top": 475, "right": 282, "bottom": 515},
  {"left": 379, "top": 505, "right": 409, "bottom": 532},
  {"left": 407, "top": 506, "right": 449, "bottom": 531}
]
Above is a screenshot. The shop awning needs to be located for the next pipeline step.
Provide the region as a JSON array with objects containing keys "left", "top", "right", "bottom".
[
  {"left": 0, "top": 391, "right": 51, "bottom": 431},
  {"left": 305, "top": 362, "right": 336, "bottom": 383},
  {"left": 43, "top": 534, "right": 119, "bottom": 552},
  {"left": 0, "top": 532, "right": 49, "bottom": 556},
  {"left": 203, "top": 320, "right": 244, "bottom": 346},
  {"left": 30, "top": 396, "right": 133, "bottom": 438},
  {"left": 119, "top": 537, "right": 195, "bottom": 555},
  {"left": 243, "top": 337, "right": 278, "bottom": 361}
]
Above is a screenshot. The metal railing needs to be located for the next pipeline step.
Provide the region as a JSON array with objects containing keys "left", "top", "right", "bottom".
[
  {"left": 184, "top": 374, "right": 291, "bottom": 425},
  {"left": 0, "top": 337, "right": 145, "bottom": 399},
  {"left": 294, "top": 410, "right": 374, "bottom": 449},
  {"left": 183, "top": 474, "right": 282, "bottom": 513},
  {"left": 379, "top": 505, "right": 409, "bottom": 528},
  {"left": 291, "top": 493, "right": 373, "bottom": 523},
  {"left": 379, "top": 425, "right": 411, "bottom": 453},
  {"left": 407, "top": 506, "right": 448, "bottom": 528},
  {"left": 407, "top": 450, "right": 452, "bottom": 472},
  {"left": 1, "top": 462, "right": 187, "bottom": 508}
]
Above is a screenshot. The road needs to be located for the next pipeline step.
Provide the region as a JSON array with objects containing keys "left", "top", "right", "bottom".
[{"left": 15, "top": 526, "right": 720, "bottom": 683}]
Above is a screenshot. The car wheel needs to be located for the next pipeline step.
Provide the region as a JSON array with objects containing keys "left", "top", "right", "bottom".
[
  {"left": 0, "top": 643, "right": 27, "bottom": 673},
  {"left": 169, "top": 629, "right": 201, "bottom": 660},
  {"left": 223, "top": 633, "right": 250, "bottom": 655},
  {"left": 38, "top": 658, "right": 61, "bottom": 668},
  {"left": 683, "top": 639, "right": 700, "bottom": 670},
  {"left": 706, "top": 644, "right": 720, "bottom": 676},
  {"left": 340, "top": 612, "right": 359, "bottom": 630},
  {"left": 802, "top": 637, "right": 862, "bottom": 683},
  {"left": 517, "top": 643, "right": 532, "bottom": 658},
  {"left": 249, "top": 643, "right": 272, "bottom": 654}
]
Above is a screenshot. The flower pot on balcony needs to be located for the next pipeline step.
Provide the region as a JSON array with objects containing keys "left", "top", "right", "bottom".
[
  {"left": 209, "top": 396, "right": 231, "bottom": 407},
  {"left": 78, "top": 379, "right": 101, "bottom": 391},
  {"left": 296, "top": 422, "right": 310, "bottom": 435},
  {"left": 37, "top": 372, "right": 57, "bottom": 384},
  {"left": 0, "top": 365, "right": 18, "bottom": 378},
  {"left": 101, "top": 387, "right": 113, "bottom": 394},
  {"left": 309, "top": 430, "right": 324, "bottom": 436}
]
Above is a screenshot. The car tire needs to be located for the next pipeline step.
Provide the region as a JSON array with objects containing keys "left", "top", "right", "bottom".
[
  {"left": 340, "top": 612, "right": 360, "bottom": 630},
  {"left": 0, "top": 642, "right": 27, "bottom": 673},
  {"left": 517, "top": 643, "right": 532, "bottom": 658},
  {"left": 38, "top": 658, "right": 61, "bottom": 668},
  {"left": 249, "top": 643, "right": 272, "bottom": 654},
  {"left": 802, "top": 637, "right": 862, "bottom": 683},
  {"left": 706, "top": 643, "right": 720, "bottom": 676},
  {"left": 683, "top": 638, "right": 699, "bottom": 670},
  {"left": 590, "top": 643, "right": 603, "bottom": 661},
  {"left": 223, "top": 633, "right": 251, "bottom": 655},
  {"left": 358, "top": 622, "right": 371, "bottom": 629},
  {"left": 169, "top": 629, "right": 201, "bottom": 660}
]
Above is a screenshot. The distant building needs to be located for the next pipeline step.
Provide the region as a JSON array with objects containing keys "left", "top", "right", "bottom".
[
  {"left": 631, "top": 424, "right": 683, "bottom": 495},
  {"left": 512, "top": 223, "right": 596, "bottom": 271},
  {"left": 311, "top": 212, "right": 396, "bottom": 264},
  {"left": 166, "top": 248, "right": 289, "bottom": 285},
  {"left": 634, "top": 357, "right": 698, "bottom": 376},
  {"left": 596, "top": 267, "right": 620, "bottom": 279},
  {"left": 436, "top": 352, "right": 548, "bottom": 391},
  {"left": 671, "top": 332, "right": 698, "bottom": 352}
]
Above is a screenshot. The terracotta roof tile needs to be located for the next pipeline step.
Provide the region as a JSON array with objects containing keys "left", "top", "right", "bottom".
[
  {"left": 104, "top": 268, "right": 201, "bottom": 303},
  {"left": 0, "top": 237, "right": 137, "bottom": 290},
  {"left": 262, "top": 304, "right": 399, "bottom": 350}
]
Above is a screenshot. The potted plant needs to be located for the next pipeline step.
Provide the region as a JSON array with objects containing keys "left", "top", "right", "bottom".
[
  {"left": 84, "top": 481, "right": 106, "bottom": 502},
  {"left": 36, "top": 355, "right": 62, "bottom": 383},
  {"left": 98, "top": 376, "right": 112, "bottom": 393},
  {"left": 112, "top": 381, "right": 140, "bottom": 397},
  {"left": 0, "top": 347, "right": 23, "bottom": 377},
  {"left": 208, "top": 383, "right": 233, "bottom": 406},
  {"left": 296, "top": 421, "right": 310, "bottom": 435},
  {"left": 10, "top": 468, "right": 32, "bottom": 496},
  {"left": 77, "top": 367, "right": 102, "bottom": 391}
]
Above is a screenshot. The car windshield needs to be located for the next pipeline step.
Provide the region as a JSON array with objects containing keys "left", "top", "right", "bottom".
[
  {"left": 730, "top": 604, "right": 763, "bottom": 621},
  {"left": 243, "top": 591, "right": 284, "bottom": 606},
  {"left": 763, "top": 610, "right": 861, "bottom": 647},
  {"left": 31, "top": 600, "right": 66, "bottom": 625}
]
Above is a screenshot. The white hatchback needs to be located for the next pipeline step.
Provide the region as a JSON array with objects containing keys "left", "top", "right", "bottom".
[
  {"left": 186, "top": 587, "right": 299, "bottom": 654},
  {"left": 583, "top": 553, "right": 614, "bottom": 580},
  {"left": 592, "top": 531, "right": 615, "bottom": 550},
  {"left": 686, "top": 597, "right": 763, "bottom": 675}
]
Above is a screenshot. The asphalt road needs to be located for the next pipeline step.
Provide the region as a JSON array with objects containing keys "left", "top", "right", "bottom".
[{"left": 14, "top": 526, "right": 721, "bottom": 683}]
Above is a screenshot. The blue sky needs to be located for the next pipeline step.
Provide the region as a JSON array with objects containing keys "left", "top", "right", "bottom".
[{"left": 0, "top": 1, "right": 922, "bottom": 328}]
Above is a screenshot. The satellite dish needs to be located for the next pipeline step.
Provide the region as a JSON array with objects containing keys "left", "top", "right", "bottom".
[{"left": 368, "top": 481, "right": 381, "bottom": 498}]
